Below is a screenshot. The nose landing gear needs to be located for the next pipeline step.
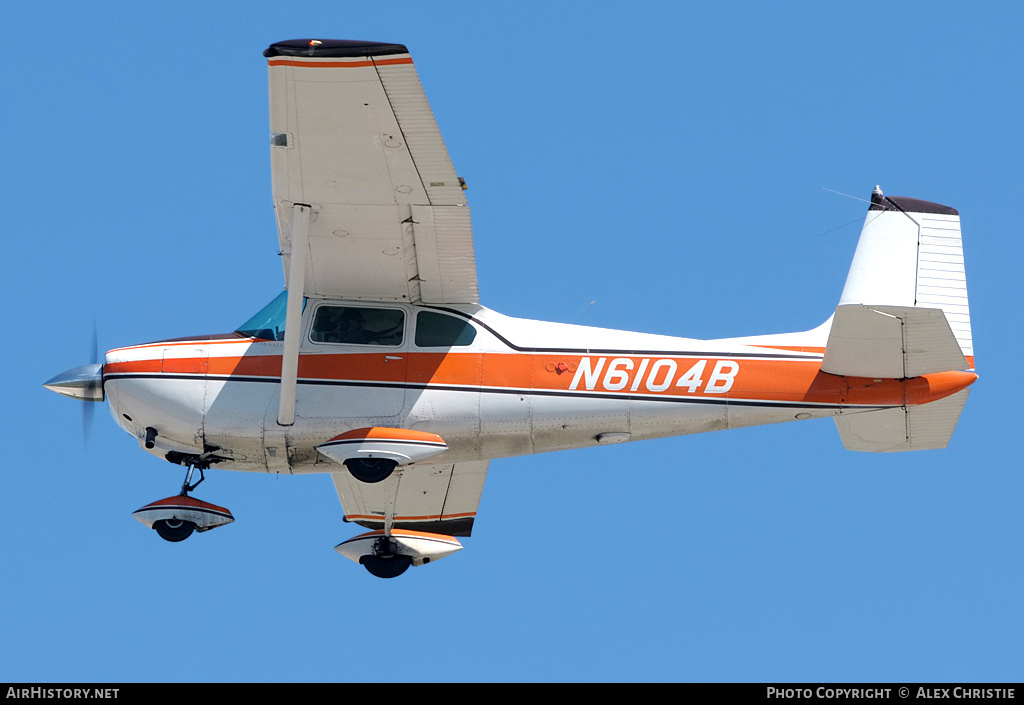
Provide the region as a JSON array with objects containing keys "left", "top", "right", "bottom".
[{"left": 132, "top": 462, "right": 234, "bottom": 542}]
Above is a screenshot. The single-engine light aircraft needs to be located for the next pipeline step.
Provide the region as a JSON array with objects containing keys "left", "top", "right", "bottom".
[{"left": 44, "top": 39, "right": 977, "bottom": 578}]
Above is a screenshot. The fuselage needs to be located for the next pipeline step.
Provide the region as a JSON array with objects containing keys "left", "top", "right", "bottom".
[{"left": 101, "top": 301, "right": 977, "bottom": 474}]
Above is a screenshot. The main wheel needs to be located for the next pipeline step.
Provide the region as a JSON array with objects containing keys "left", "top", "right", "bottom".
[
  {"left": 360, "top": 554, "right": 413, "bottom": 578},
  {"left": 154, "top": 518, "right": 196, "bottom": 542},
  {"left": 345, "top": 458, "right": 398, "bottom": 484}
]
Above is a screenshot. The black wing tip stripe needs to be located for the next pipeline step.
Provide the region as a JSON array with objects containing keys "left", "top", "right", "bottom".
[
  {"left": 353, "top": 517, "right": 474, "bottom": 537},
  {"left": 264, "top": 39, "right": 409, "bottom": 58}
]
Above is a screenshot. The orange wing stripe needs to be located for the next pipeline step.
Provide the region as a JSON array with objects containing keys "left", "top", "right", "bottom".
[{"left": 348, "top": 528, "right": 463, "bottom": 542}]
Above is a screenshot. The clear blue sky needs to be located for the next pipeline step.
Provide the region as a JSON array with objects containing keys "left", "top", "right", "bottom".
[{"left": 5, "top": 1, "right": 1021, "bottom": 682}]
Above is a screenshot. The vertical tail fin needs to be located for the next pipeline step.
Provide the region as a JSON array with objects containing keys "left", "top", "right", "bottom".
[
  {"left": 833, "top": 186, "right": 973, "bottom": 368},
  {"left": 825, "top": 187, "right": 975, "bottom": 451}
]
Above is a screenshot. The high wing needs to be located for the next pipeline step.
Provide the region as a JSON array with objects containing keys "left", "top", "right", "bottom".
[
  {"left": 331, "top": 461, "right": 489, "bottom": 537},
  {"left": 265, "top": 39, "right": 478, "bottom": 304}
]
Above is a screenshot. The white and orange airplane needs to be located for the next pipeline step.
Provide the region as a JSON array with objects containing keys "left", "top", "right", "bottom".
[{"left": 44, "top": 39, "right": 976, "bottom": 578}]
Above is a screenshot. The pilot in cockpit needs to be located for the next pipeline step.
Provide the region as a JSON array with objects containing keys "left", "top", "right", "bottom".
[{"left": 335, "top": 309, "right": 370, "bottom": 344}]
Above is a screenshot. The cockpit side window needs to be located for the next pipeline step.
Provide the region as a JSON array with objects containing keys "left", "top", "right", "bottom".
[
  {"left": 415, "top": 311, "right": 477, "bottom": 347},
  {"left": 311, "top": 306, "right": 404, "bottom": 346}
]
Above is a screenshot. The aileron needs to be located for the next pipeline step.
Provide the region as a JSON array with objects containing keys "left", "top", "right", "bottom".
[{"left": 331, "top": 460, "right": 489, "bottom": 537}]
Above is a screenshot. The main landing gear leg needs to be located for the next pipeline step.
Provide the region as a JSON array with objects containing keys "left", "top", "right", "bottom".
[
  {"left": 358, "top": 470, "right": 412, "bottom": 578},
  {"left": 134, "top": 452, "right": 235, "bottom": 542}
]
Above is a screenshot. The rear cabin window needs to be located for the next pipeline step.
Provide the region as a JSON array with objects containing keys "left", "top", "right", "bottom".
[
  {"left": 415, "top": 311, "right": 477, "bottom": 347},
  {"left": 311, "top": 306, "right": 404, "bottom": 346}
]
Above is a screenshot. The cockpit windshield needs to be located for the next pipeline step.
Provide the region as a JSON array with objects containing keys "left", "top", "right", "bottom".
[{"left": 236, "top": 291, "right": 302, "bottom": 341}]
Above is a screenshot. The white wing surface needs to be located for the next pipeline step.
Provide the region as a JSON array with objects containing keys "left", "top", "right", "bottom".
[
  {"left": 330, "top": 460, "right": 489, "bottom": 537},
  {"left": 265, "top": 39, "right": 478, "bottom": 304}
]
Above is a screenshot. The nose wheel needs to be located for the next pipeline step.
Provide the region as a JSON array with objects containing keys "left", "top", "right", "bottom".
[
  {"left": 132, "top": 461, "right": 234, "bottom": 542},
  {"left": 153, "top": 464, "right": 202, "bottom": 542},
  {"left": 153, "top": 517, "right": 196, "bottom": 542}
]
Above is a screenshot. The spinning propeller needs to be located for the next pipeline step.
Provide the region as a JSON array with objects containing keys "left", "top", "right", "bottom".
[{"left": 43, "top": 321, "right": 105, "bottom": 443}]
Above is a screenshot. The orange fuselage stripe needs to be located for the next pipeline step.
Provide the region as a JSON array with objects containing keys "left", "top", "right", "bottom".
[{"left": 104, "top": 351, "right": 977, "bottom": 407}]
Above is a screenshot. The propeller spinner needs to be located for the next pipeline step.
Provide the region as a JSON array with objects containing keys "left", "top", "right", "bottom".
[
  {"left": 43, "top": 324, "right": 104, "bottom": 440},
  {"left": 43, "top": 363, "right": 104, "bottom": 402}
]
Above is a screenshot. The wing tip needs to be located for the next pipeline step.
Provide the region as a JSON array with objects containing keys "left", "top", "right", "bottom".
[{"left": 264, "top": 39, "right": 409, "bottom": 58}]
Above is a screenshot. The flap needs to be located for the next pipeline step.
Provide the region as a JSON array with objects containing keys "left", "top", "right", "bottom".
[{"left": 330, "top": 460, "right": 489, "bottom": 537}]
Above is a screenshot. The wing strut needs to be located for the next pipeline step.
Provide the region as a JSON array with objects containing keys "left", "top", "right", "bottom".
[
  {"left": 382, "top": 471, "right": 400, "bottom": 537},
  {"left": 277, "top": 203, "right": 311, "bottom": 426}
]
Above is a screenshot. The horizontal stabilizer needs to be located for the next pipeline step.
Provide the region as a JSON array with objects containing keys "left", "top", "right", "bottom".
[
  {"left": 834, "top": 389, "right": 970, "bottom": 452},
  {"left": 821, "top": 304, "right": 967, "bottom": 378}
]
